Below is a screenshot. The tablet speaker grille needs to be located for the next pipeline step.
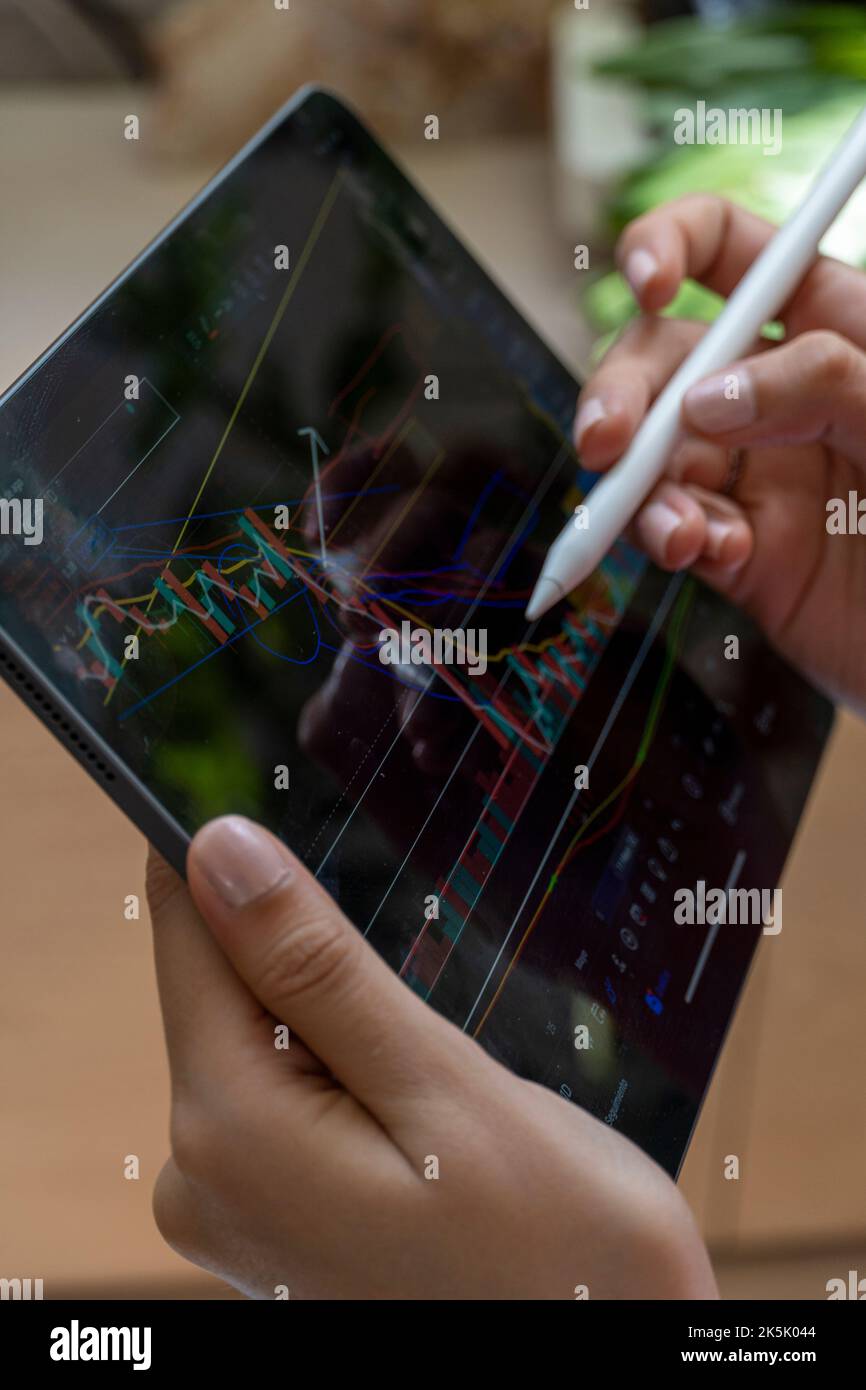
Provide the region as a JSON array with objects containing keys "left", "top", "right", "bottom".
[{"left": 0, "top": 646, "right": 116, "bottom": 782}]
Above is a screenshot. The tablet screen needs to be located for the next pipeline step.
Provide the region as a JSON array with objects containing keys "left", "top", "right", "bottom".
[{"left": 0, "top": 89, "right": 832, "bottom": 1172}]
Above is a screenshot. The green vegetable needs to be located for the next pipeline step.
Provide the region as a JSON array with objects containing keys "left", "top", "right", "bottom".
[{"left": 580, "top": 8, "right": 866, "bottom": 342}]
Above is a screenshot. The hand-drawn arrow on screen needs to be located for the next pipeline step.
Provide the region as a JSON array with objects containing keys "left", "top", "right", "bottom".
[{"left": 298, "top": 426, "right": 331, "bottom": 568}]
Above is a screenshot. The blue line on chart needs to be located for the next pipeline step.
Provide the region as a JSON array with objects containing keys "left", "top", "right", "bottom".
[
  {"left": 453, "top": 471, "right": 531, "bottom": 564},
  {"left": 110, "top": 487, "right": 400, "bottom": 532},
  {"left": 118, "top": 586, "right": 311, "bottom": 720},
  {"left": 317, "top": 640, "right": 470, "bottom": 704},
  {"left": 217, "top": 543, "right": 322, "bottom": 668}
]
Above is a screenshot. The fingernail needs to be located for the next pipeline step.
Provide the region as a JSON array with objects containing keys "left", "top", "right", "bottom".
[
  {"left": 624, "top": 248, "right": 659, "bottom": 298},
  {"left": 641, "top": 500, "right": 682, "bottom": 557},
  {"left": 195, "top": 816, "right": 293, "bottom": 909},
  {"left": 705, "top": 517, "right": 735, "bottom": 562},
  {"left": 574, "top": 397, "right": 607, "bottom": 448},
  {"left": 684, "top": 369, "right": 756, "bottom": 434}
]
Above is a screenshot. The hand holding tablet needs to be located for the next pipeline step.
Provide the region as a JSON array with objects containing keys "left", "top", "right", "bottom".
[
  {"left": 527, "top": 102, "right": 866, "bottom": 624},
  {"left": 0, "top": 90, "right": 836, "bottom": 1178}
]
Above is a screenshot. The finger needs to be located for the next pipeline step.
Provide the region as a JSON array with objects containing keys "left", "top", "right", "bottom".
[
  {"left": 146, "top": 847, "right": 271, "bottom": 1094},
  {"left": 617, "top": 195, "right": 775, "bottom": 312},
  {"left": 186, "top": 816, "right": 475, "bottom": 1125},
  {"left": 668, "top": 436, "right": 731, "bottom": 493},
  {"left": 681, "top": 331, "right": 866, "bottom": 467},
  {"left": 615, "top": 195, "right": 866, "bottom": 344},
  {"left": 629, "top": 480, "right": 708, "bottom": 572},
  {"left": 633, "top": 483, "right": 753, "bottom": 574},
  {"left": 577, "top": 317, "right": 706, "bottom": 468},
  {"left": 686, "top": 492, "right": 757, "bottom": 606}
]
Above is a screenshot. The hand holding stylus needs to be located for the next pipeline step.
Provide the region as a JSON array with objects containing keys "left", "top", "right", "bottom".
[
  {"left": 569, "top": 193, "right": 866, "bottom": 715},
  {"left": 146, "top": 815, "right": 714, "bottom": 1300},
  {"left": 528, "top": 102, "right": 866, "bottom": 624}
]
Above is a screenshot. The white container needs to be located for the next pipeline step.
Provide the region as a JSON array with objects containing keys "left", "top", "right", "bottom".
[{"left": 550, "top": 1, "right": 651, "bottom": 239}]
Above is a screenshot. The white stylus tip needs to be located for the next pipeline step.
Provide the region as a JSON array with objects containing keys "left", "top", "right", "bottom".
[{"left": 525, "top": 576, "right": 564, "bottom": 623}]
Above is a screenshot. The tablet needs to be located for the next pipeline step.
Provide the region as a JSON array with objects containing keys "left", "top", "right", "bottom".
[{"left": 0, "top": 86, "right": 833, "bottom": 1175}]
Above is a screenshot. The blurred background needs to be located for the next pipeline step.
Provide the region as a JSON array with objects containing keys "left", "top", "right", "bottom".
[{"left": 1, "top": 0, "right": 865, "bottom": 1299}]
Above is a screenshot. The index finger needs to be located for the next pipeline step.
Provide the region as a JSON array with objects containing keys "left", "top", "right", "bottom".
[{"left": 617, "top": 193, "right": 866, "bottom": 346}]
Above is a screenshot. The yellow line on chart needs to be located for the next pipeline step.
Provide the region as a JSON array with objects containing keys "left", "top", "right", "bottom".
[
  {"left": 85, "top": 544, "right": 323, "bottom": 621},
  {"left": 101, "top": 167, "right": 346, "bottom": 704}
]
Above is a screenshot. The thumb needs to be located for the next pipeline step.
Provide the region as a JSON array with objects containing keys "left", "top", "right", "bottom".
[
  {"left": 681, "top": 330, "right": 866, "bottom": 466},
  {"left": 186, "top": 816, "right": 470, "bottom": 1123}
]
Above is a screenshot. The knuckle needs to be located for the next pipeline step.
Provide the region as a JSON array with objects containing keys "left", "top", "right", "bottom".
[
  {"left": 614, "top": 314, "right": 652, "bottom": 354},
  {"left": 257, "top": 908, "right": 360, "bottom": 1007},
  {"left": 598, "top": 313, "right": 654, "bottom": 369},
  {"left": 672, "top": 190, "right": 726, "bottom": 225},
  {"left": 145, "top": 848, "right": 186, "bottom": 915},
  {"left": 614, "top": 314, "right": 701, "bottom": 359},
  {"left": 796, "top": 330, "right": 855, "bottom": 388}
]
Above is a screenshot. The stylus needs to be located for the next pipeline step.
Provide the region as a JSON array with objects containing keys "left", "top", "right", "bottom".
[{"left": 525, "top": 103, "right": 866, "bottom": 623}]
